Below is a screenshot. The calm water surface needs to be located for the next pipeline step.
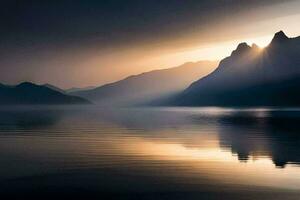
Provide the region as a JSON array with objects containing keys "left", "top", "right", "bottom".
[{"left": 1, "top": 106, "right": 300, "bottom": 199}]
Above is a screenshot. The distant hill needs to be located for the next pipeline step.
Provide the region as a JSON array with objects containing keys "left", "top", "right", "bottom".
[
  {"left": 173, "top": 31, "right": 300, "bottom": 106},
  {"left": 66, "top": 86, "right": 97, "bottom": 93},
  {"left": 0, "top": 82, "right": 91, "bottom": 105},
  {"left": 43, "top": 83, "right": 66, "bottom": 94},
  {"left": 43, "top": 84, "right": 96, "bottom": 94},
  {"left": 70, "top": 61, "right": 218, "bottom": 106}
]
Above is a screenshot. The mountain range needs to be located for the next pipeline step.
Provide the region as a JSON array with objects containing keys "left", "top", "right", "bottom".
[
  {"left": 70, "top": 61, "right": 218, "bottom": 106},
  {"left": 1, "top": 31, "right": 299, "bottom": 107},
  {"left": 0, "top": 82, "right": 90, "bottom": 105},
  {"left": 173, "top": 31, "right": 300, "bottom": 106},
  {"left": 66, "top": 86, "right": 97, "bottom": 93}
]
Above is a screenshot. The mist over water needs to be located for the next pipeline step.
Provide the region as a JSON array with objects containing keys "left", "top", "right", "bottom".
[{"left": 0, "top": 106, "right": 300, "bottom": 199}]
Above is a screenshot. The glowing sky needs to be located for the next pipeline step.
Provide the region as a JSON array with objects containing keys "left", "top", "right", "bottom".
[{"left": 1, "top": 0, "right": 300, "bottom": 88}]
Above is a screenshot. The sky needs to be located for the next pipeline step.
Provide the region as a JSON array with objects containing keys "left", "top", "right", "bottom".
[{"left": 1, "top": 0, "right": 300, "bottom": 88}]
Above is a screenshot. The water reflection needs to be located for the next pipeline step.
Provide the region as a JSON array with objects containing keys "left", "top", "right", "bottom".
[
  {"left": 216, "top": 110, "right": 300, "bottom": 167},
  {"left": 0, "top": 106, "right": 300, "bottom": 199},
  {"left": 0, "top": 108, "right": 63, "bottom": 129}
]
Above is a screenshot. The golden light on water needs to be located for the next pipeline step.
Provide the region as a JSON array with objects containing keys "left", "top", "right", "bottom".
[
  {"left": 10, "top": 121, "right": 300, "bottom": 191},
  {"left": 64, "top": 117, "right": 300, "bottom": 192},
  {"left": 117, "top": 134, "right": 300, "bottom": 190}
]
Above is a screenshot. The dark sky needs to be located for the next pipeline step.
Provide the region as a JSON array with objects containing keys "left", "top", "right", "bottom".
[
  {"left": 0, "top": 0, "right": 288, "bottom": 48},
  {"left": 0, "top": 0, "right": 299, "bottom": 88}
]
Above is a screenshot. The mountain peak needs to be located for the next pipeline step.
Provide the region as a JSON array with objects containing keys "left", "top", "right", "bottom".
[
  {"left": 17, "top": 82, "right": 37, "bottom": 88},
  {"left": 271, "top": 30, "right": 289, "bottom": 44},
  {"left": 231, "top": 42, "right": 251, "bottom": 56},
  {"left": 237, "top": 42, "right": 251, "bottom": 49}
]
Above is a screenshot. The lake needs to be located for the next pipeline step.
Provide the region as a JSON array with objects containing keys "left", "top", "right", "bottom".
[{"left": 0, "top": 106, "right": 300, "bottom": 199}]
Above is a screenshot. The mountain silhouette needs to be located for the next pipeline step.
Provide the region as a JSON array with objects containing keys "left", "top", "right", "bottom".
[
  {"left": 43, "top": 83, "right": 66, "bottom": 94},
  {"left": 66, "top": 86, "right": 96, "bottom": 93},
  {"left": 174, "top": 31, "right": 300, "bottom": 106},
  {"left": 70, "top": 61, "right": 218, "bottom": 106},
  {"left": 0, "top": 82, "right": 91, "bottom": 105}
]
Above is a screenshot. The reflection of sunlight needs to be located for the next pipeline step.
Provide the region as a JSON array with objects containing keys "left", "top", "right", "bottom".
[
  {"left": 8, "top": 128, "right": 300, "bottom": 190},
  {"left": 111, "top": 134, "right": 300, "bottom": 190},
  {"left": 5, "top": 107, "right": 300, "bottom": 191},
  {"left": 134, "top": 141, "right": 235, "bottom": 161}
]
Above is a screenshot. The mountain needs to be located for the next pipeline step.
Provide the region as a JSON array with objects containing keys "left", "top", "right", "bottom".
[
  {"left": 43, "top": 84, "right": 96, "bottom": 94},
  {"left": 43, "top": 83, "right": 66, "bottom": 94},
  {"left": 70, "top": 61, "right": 218, "bottom": 106},
  {"left": 66, "top": 86, "right": 97, "bottom": 93},
  {"left": 174, "top": 31, "right": 300, "bottom": 106},
  {"left": 0, "top": 82, "right": 91, "bottom": 105}
]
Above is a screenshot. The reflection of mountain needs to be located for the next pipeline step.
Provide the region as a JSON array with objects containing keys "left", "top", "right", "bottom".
[
  {"left": 175, "top": 31, "right": 300, "bottom": 106},
  {"left": 70, "top": 61, "right": 217, "bottom": 106},
  {"left": 3, "top": 105, "right": 300, "bottom": 169},
  {"left": 217, "top": 110, "right": 300, "bottom": 168},
  {"left": 0, "top": 109, "right": 64, "bottom": 130},
  {"left": 59, "top": 107, "right": 300, "bottom": 168},
  {"left": 0, "top": 82, "right": 90, "bottom": 105},
  {"left": 68, "top": 107, "right": 300, "bottom": 168}
]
